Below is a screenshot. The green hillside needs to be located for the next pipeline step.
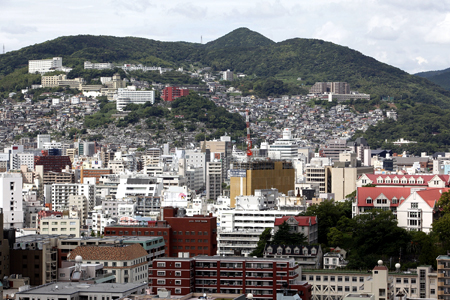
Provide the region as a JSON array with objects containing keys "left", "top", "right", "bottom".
[
  {"left": 204, "top": 27, "right": 275, "bottom": 49},
  {"left": 415, "top": 68, "right": 450, "bottom": 91},
  {"left": 2, "top": 28, "right": 450, "bottom": 152}
]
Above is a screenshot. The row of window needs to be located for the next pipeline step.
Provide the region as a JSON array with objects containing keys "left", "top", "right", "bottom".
[
  {"left": 173, "top": 231, "right": 209, "bottom": 236},
  {"left": 309, "top": 275, "right": 364, "bottom": 282},
  {"left": 172, "top": 239, "right": 209, "bottom": 243},
  {"left": 373, "top": 178, "right": 426, "bottom": 184},
  {"left": 42, "top": 221, "right": 77, "bottom": 225},
  {"left": 172, "top": 246, "right": 208, "bottom": 250}
]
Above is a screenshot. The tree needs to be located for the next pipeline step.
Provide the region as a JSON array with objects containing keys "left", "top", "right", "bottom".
[
  {"left": 432, "top": 213, "right": 450, "bottom": 250},
  {"left": 272, "top": 221, "right": 307, "bottom": 245},
  {"left": 327, "top": 227, "right": 344, "bottom": 246},
  {"left": 250, "top": 228, "right": 272, "bottom": 257},
  {"left": 302, "top": 199, "right": 351, "bottom": 245},
  {"left": 437, "top": 191, "right": 450, "bottom": 215},
  {"left": 346, "top": 210, "right": 410, "bottom": 269}
]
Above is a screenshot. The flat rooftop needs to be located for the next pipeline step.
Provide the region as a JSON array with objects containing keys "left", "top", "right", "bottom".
[{"left": 17, "top": 282, "right": 147, "bottom": 295}]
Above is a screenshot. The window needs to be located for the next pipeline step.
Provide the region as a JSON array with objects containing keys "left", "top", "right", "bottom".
[
  {"left": 366, "top": 198, "right": 372, "bottom": 204},
  {"left": 345, "top": 286, "right": 350, "bottom": 292},
  {"left": 404, "top": 278, "right": 409, "bottom": 284},
  {"left": 352, "top": 287, "right": 357, "bottom": 292},
  {"left": 309, "top": 276, "right": 314, "bottom": 281},
  {"left": 411, "top": 203, "right": 418, "bottom": 209},
  {"left": 360, "top": 277, "right": 364, "bottom": 282},
  {"left": 338, "top": 276, "right": 342, "bottom": 282},
  {"left": 157, "top": 279, "right": 165, "bottom": 285},
  {"left": 431, "top": 289, "right": 435, "bottom": 295},
  {"left": 175, "top": 288, "right": 181, "bottom": 294},
  {"left": 175, "top": 280, "right": 181, "bottom": 285},
  {"left": 323, "top": 276, "right": 328, "bottom": 282},
  {"left": 175, "top": 271, "right": 181, "bottom": 277},
  {"left": 345, "top": 276, "right": 349, "bottom": 282},
  {"left": 175, "top": 262, "right": 181, "bottom": 268},
  {"left": 338, "top": 286, "right": 343, "bottom": 292},
  {"left": 157, "top": 271, "right": 165, "bottom": 276},
  {"left": 157, "top": 262, "right": 166, "bottom": 267},
  {"left": 396, "top": 278, "right": 401, "bottom": 283},
  {"left": 330, "top": 276, "right": 335, "bottom": 282},
  {"left": 352, "top": 277, "right": 357, "bottom": 282},
  {"left": 411, "top": 278, "right": 416, "bottom": 284},
  {"left": 316, "top": 276, "right": 321, "bottom": 281}
]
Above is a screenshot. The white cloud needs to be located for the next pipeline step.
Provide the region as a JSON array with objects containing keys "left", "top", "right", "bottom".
[
  {"left": 314, "top": 21, "right": 349, "bottom": 44},
  {"left": 426, "top": 13, "right": 450, "bottom": 44}
]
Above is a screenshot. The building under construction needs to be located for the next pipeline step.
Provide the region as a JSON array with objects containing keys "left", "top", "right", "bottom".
[{"left": 229, "top": 160, "right": 295, "bottom": 208}]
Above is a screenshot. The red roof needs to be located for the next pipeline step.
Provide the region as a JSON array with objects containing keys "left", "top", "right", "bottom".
[
  {"left": 274, "top": 216, "right": 317, "bottom": 226},
  {"left": 414, "top": 188, "right": 450, "bottom": 208},
  {"left": 357, "top": 187, "right": 413, "bottom": 207},
  {"left": 361, "top": 174, "right": 450, "bottom": 186}
]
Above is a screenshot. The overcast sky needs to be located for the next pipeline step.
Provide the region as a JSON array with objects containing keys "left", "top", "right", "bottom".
[{"left": 1, "top": 0, "right": 450, "bottom": 74}]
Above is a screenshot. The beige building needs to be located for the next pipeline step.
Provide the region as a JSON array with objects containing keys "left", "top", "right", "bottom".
[
  {"left": 68, "top": 195, "right": 88, "bottom": 224},
  {"left": 68, "top": 243, "right": 148, "bottom": 283},
  {"left": 42, "top": 74, "right": 84, "bottom": 88},
  {"left": 230, "top": 160, "right": 295, "bottom": 208},
  {"left": 331, "top": 152, "right": 373, "bottom": 201},
  {"left": 39, "top": 216, "right": 81, "bottom": 237},
  {"left": 304, "top": 262, "right": 436, "bottom": 300},
  {"left": 437, "top": 254, "right": 450, "bottom": 300}
]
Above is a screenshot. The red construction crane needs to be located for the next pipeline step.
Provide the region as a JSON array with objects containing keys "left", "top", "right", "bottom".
[{"left": 246, "top": 109, "right": 253, "bottom": 157}]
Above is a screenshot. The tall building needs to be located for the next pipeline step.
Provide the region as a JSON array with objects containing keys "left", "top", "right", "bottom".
[
  {"left": 309, "top": 82, "right": 350, "bottom": 94},
  {"left": 37, "top": 134, "right": 51, "bottom": 149},
  {"left": 222, "top": 69, "right": 233, "bottom": 81},
  {"left": 267, "top": 128, "right": 299, "bottom": 160},
  {"left": 50, "top": 183, "right": 95, "bottom": 212},
  {"left": 0, "top": 173, "right": 24, "bottom": 229},
  {"left": 206, "top": 161, "right": 222, "bottom": 201},
  {"left": 230, "top": 160, "right": 295, "bottom": 208},
  {"left": 162, "top": 86, "right": 189, "bottom": 101},
  {"left": 28, "top": 57, "right": 63, "bottom": 74}
]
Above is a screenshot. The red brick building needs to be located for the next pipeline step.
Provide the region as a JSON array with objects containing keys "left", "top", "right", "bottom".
[
  {"left": 104, "top": 207, "right": 217, "bottom": 258},
  {"left": 162, "top": 87, "right": 189, "bottom": 102},
  {"left": 80, "top": 168, "right": 113, "bottom": 184},
  {"left": 149, "top": 256, "right": 312, "bottom": 300},
  {"left": 34, "top": 152, "right": 72, "bottom": 173}
]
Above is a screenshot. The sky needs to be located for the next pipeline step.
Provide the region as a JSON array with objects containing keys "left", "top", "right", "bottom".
[{"left": 1, "top": 0, "right": 450, "bottom": 74}]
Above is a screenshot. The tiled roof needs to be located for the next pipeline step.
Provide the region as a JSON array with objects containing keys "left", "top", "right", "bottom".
[
  {"left": 414, "top": 188, "right": 450, "bottom": 208},
  {"left": 357, "top": 187, "right": 413, "bottom": 207},
  {"left": 362, "top": 174, "right": 450, "bottom": 186},
  {"left": 67, "top": 243, "right": 148, "bottom": 261},
  {"left": 274, "top": 216, "right": 317, "bottom": 226}
]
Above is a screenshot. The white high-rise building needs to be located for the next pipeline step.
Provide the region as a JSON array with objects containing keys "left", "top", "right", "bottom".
[
  {"left": 266, "top": 128, "right": 299, "bottom": 160},
  {"left": 37, "top": 134, "right": 51, "bottom": 149},
  {"left": 116, "top": 87, "right": 156, "bottom": 111},
  {"left": 0, "top": 173, "right": 24, "bottom": 229},
  {"left": 11, "top": 153, "right": 34, "bottom": 170},
  {"left": 28, "top": 57, "right": 63, "bottom": 74},
  {"left": 222, "top": 69, "right": 233, "bottom": 81},
  {"left": 50, "top": 183, "right": 96, "bottom": 212}
]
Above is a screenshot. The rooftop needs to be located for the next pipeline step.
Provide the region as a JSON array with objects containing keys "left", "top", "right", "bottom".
[
  {"left": 17, "top": 282, "right": 147, "bottom": 295},
  {"left": 68, "top": 243, "right": 148, "bottom": 261}
]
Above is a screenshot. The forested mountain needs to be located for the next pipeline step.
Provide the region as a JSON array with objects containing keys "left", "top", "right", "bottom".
[
  {"left": 1, "top": 28, "right": 449, "bottom": 107},
  {"left": 2, "top": 28, "right": 450, "bottom": 152},
  {"left": 415, "top": 67, "right": 450, "bottom": 91}
]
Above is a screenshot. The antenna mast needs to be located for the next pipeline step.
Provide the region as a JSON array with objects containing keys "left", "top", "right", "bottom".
[{"left": 246, "top": 109, "right": 252, "bottom": 158}]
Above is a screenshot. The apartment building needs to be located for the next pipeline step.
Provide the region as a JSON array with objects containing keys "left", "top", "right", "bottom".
[
  {"left": 0, "top": 173, "right": 24, "bottom": 229},
  {"left": 116, "top": 87, "right": 156, "bottom": 110},
  {"left": 50, "top": 183, "right": 95, "bottom": 212},
  {"left": 150, "top": 256, "right": 312, "bottom": 300},
  {"left": 39, "top": 216, "right": 81, "bottom": 237},
  {"left": 206, "top": 161, "right": 222, "bottom": 201}
]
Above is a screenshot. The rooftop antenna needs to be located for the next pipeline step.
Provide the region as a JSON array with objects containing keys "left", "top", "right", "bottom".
[
  {"left": 201, "top": 35, "right": 202, "bottom": 44},
  {"left": 2, "top": 45, "right": 4, "bottom": 54}
]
